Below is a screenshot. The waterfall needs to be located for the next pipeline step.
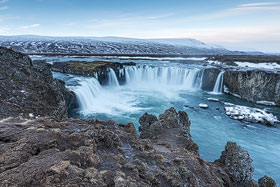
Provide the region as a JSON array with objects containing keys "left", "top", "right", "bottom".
[
  {"left": 108, "top": 68, "right": 120, "bottom": 87},
  {"left": 212, "top": 71, "right": 224, "bottom": 94},
  {"left": 124, "top": 66, "right": 204, "bottom": 91},
  {"left": 72, "top": 65, "right": 205, "bottom": 115},
  {"left": 74, "top": 77, "right": 102, "bottom": 112}
]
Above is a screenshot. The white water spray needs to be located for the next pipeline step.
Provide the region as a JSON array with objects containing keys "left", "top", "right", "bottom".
[{"left": 73, "top": 65, "right": 205, "bottom": 115}]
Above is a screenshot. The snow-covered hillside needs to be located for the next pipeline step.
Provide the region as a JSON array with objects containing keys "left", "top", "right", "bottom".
[{"left": 0, "top": 35, "right": 239, "bottom": 55}]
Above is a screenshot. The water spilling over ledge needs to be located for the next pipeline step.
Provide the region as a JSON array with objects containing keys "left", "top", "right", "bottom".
[
  {"left": 43, "top": 56, "right": 280, "bottom": 183},
  {"left": 72, "top": 65, "right": 206, "bottom": 115}
]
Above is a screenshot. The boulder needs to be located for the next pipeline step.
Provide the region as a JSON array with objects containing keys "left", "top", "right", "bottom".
[
  {"left": 199, "top": 103, "right": 209, "bottom": 109},
  {"left": 215, "top": 142, "right": 255, "bottom": 186},
  {"left": 258, "top": 176, "right": 277, "bottom": 187}
]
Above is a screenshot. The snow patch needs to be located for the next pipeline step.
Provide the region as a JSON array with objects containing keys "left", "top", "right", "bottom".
[
  {"left": 235, "top": 62, "right": 280, "bottom": 70},
  {"left": 199, "top": 103, "right": 209, "bottom": 109},
  {"left": 207, "top": 60, "right": 222, "bottom": 65},
  {"left": 224, "top": 102, "right": 279, "bottom": 126},
  {"left": 256, "top": 101, "right": 276, "bottom": 106}
]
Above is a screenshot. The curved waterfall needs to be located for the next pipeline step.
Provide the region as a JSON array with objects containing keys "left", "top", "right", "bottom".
[
  {"left": 124, "top": 66, "right": 204, "bottom": 90},
  {"left": 74, "top": 78, "right": 102, "bottom": 112},
  {"left": 73, "top": 65, "right": 205, "bottom": 114}
]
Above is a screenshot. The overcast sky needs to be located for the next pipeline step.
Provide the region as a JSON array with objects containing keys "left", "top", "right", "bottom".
[{"left": 0, "top": 0, "right": 280, "bottom": 52}]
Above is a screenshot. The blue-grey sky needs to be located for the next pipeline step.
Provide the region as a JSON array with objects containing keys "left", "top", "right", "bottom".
[{"left": 0, "top": 0, "right": 280, "bottom": 52}]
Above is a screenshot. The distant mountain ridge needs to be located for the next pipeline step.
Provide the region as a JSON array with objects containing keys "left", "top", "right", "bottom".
[{"left": 0, "top": 35, "right": 245, "bottom": 55}]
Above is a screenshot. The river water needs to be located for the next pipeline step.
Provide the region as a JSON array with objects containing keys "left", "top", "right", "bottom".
[{"left": 32, "top": 55, "right": 280, "bottom": 183}]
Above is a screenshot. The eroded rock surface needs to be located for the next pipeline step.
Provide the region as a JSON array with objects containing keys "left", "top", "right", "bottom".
[
  {"left": 201, "top": 68, "right": 221, "bottom": 91},
  {"left": 51, "top": 60, "right": 135, "bottom": 84},
  {"left": 215, "top": 142, "right": 255, "bottom": 186},
  {"left": 0, "top": 108, "right": 275, "bottom": 186},
  {"left": 224, "top": 70, "right": 280, "bottom": 106},
  {"left": 0, "top": 47, "right": 76, "bottom": 119}
]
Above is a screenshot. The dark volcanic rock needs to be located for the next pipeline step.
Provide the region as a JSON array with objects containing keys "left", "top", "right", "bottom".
[
  {"left": 215, "top": 142, "right": 254, "bottom": 186},
  {"left": 51, "top": 60, "right": 135, "bottom": 85},
  {"left": 0, "top": 47, "right": 75, "bottom": 119},
  {"left": 224, "top": 70, "right": 280, "bottom": 106},
  {"left": 201, "top": 68, "right": 221, "bottom": 91},
  {"left": 0, "top": 108, "right": 272, "bottom": 186},
  {"left": 258, "top": 176, "right": 277, "bottom": 187}
]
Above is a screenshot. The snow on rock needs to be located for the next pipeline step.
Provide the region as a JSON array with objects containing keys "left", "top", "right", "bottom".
[
  {"left": 256, "top": 101, "right": 276, "bottom": 106},
  {"left": 185, "top": 57, "right": 207, "bottom": 61},
  {"left": 207, "top": 60, "right": 222, "bottom": 65},
  {"left": 116, "top": 56, "right": 205, "bottom": 61},
  {"left": 148, "top": 38, "right": 213, "bottom": 49},
  {"left": 234, "top": 62, "right": 280, "bottom": 70},
  {"left": 199, "top": 103, "right": 209, "bottom": 109},
  {"left": 224, "top": 102, "right": 279, "bottom": 126},
  {"left": 0, "top": 36, "right": 235, "bottom": 55},
  {"left": 207, "top": 98, "right": 219, "bottom": 102},
  {"left": 29, "top": 113, "right": 35, "bottom": 118}
]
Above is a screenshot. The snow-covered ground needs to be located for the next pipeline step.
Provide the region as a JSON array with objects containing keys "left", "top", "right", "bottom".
[
  {"left": 110, "top": 56, "right": 207, "bottom": 61},
  {"left": 224, "top": 102, "right": 279, "bottom": 126},
  {"left": 0, "top": 36, "right": 236, "bottom": 55},
  {"left": 235, "top": 62, "right": 280, "bottom": 70}
]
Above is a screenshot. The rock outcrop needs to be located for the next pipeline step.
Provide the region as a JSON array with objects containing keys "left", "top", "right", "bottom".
[
  {"left": 258, "top": 176, "right": 277, "bottom": 187},
  {"left": 215, "top": 142, "right": 255, "bottom": 186},
  {"left": 224, "top": 70, "right": 280, "bottom": 106},
  {"left": 0, "top": 47, "right": 76, "bottom": 119},
  {"left": 51, "top": 60, "right": 135, "bottom": 85},
  {"left": 201, "top": 68, "right": 221, "bottom": 91},
  {"left": 0, "top": 108, "right": 274, "bottom": 186}
]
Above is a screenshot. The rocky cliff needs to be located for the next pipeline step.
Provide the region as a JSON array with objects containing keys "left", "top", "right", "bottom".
[
  {"left": 201, "top": 68, "right": 221, "bottom": 91},
  {"left": 0, "top": 47, "right": 76, "bottom": 119},
  {"left": 51, "top": 60, "right": 135, "bottom": 85},
  {"left": 224, "top": 70, "right": 280, "bottom": 106},
  {"left": 0, "top": 108, "right": 274, "bottom": 186}
]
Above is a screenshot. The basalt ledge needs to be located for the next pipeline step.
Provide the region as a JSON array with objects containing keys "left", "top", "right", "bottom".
[{"left": 0, "top": 108, "right": 275, "bottom": 186}]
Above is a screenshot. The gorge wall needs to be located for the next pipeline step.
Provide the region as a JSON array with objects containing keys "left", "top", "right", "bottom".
[{"left": 224, "top": 70, "right": 280, "bottom": 106}]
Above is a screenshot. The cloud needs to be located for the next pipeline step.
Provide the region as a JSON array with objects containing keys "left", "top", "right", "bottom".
[
  {"left": 145, "top": 13, "right": 174, "bottom": 19},
  {"left": 179, "top": 2, "right": 280, "bottom": 23},
  {"left": 21, "top": 24, "right": 40, "bottom": 29},
  {"left": 0, "top": 0, "right": 8, "bottom": 4},
  {"left": 64, "top": 22, "right": 77, "bottom": 26},
  {"left": 0, "top": 6, "right": 7, "bottom": 10},
  {"left": 240, "top": 2, "right": 280, "bottom": 7}
]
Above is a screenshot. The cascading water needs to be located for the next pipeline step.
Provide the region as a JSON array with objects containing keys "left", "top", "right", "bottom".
[
  {"left": 124, "top": 66, "right": 204, "bottom": 91},
  {"left": 212, "top": 71, "right": 224, "bottom": 94},
  {"left": 72, "top": 65, "right": 205, "bottom": 115},
  {"left": 74, "top": 77, "right": 102, "bottom": 113},
  {"left": 108, "top": 68, "right": 120, "bottom": 87},
  {"left": 47, "top": 57, "right": 280, "bottom": 183}
]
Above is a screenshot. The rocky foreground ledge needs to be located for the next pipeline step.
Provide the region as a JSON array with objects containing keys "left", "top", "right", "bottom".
[{"left": 0, "top": 108, "right": 276, "bottom": 186}]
